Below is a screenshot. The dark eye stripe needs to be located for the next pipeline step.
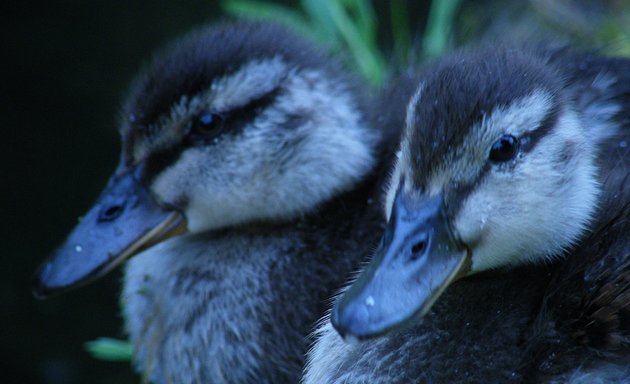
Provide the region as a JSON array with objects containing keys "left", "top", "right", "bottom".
[
  {"left": 520, "top": 101, "right": 561, "bottom": 153},
  {"left": 141, "top": 143, "right": 186, "bottom": 186},
  {"left": 223, "top": 87, "right": 281, "bottom": 131},
  {"left": 141, "top": 88, "right": 282, "bottom": 184}
]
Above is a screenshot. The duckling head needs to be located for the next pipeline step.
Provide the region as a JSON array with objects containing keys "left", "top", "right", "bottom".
[
  {"left": 34, "top": 21, "right": 377, "bottom": 298},
  {"left": 333, "top": 47, "right": 614, "bottom": 339}
]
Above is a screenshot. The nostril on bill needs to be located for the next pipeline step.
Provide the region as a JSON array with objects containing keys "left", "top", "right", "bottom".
[
  {"left": 409, "top": 239, "right": 427, "bottom": 262},
  {"left": 98, "top": 203, "right": 125, "bottom": 222}
]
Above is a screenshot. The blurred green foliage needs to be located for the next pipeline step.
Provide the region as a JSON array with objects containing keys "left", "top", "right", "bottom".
[
  {"left": 85, "top": 338, "right": 134, "bottom": 362},
  {"left": 222, "top": 0, "right": 463, "bottom": 87},
  {"left": 458, "top": 0, "right": 630, "bottom": 56},
  {"left": 223, "top": 0, "right": 387, "bottom": 86}
]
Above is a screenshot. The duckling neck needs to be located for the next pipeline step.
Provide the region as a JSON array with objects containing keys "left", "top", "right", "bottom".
[{"left": 122, "top": 181, "right": 383, "bottom": 383}]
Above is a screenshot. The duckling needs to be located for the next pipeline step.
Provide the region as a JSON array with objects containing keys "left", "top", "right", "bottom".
[
  {"left": 304, "top": 45, "right": 630, "bottom": 383},
  {"left": 33, "top": 21, "right": 402, "bottom": 383}
]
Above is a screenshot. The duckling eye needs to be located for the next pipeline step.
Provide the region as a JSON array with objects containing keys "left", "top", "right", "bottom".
[
  {"left": 192, "top": 112, "right": 225, "bottom": 138},
  {"left": 489, "top": 135, "right": 519, "bottom": 162}
]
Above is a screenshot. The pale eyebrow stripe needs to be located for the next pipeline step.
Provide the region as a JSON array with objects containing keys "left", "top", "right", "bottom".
[{"left": 405, "top": 82, "right": 424, "bottom": 131}]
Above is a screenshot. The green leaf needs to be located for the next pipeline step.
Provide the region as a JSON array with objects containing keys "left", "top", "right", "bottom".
[
  {"left": 347, "top": 0, "right": 377, "bottom": 43},
  {"left": 423, "top": 0, "right": 463, "bottom": 58},
  {"left": 223, "top": 0, "right": 386, "bottom": 87},
  {"left": 391, "top": 0, "right": 411, "bottom": 64},
  {"left": 85, "top": 338, "right": 133, "bottom": 362},
  {"left": 300, "top": 0, "right": 341, "bottom": 45},
  {"left": 327, "top": 0, "right": 385, "bottom": 86}
]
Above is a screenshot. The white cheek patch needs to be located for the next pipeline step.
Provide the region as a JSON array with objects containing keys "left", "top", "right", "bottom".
[
  {"left": 454, "top": 110, "right": 600, "bottom": 272},
  {"left": 151, "top": 142, "right": 276, "bottom": 233}
]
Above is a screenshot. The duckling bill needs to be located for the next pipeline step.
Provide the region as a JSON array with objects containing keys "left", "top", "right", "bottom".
[
  {"left": 33, "top": 164, "right": 186, "bottom": 298},
  {"left": 333, "top": 190, "right": 469, "bottom": 338}
]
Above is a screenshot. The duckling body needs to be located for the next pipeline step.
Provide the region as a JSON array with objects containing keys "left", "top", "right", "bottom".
[
  {"left": 124, "top": 182, "right": 382, "bottom": 383},
  {"left": 33, "top": 21, "right": 402, "bottom": 383},
  {"left": 308, "top": 268, "right": 549, "bottom": 383},
  {"left": 305, "top": 46, "right": 630, "bottom": 383}
]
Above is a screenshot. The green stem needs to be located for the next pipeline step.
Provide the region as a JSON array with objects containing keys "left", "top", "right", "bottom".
[{"left": 423, "top": 0, "right": 462, "bottom": 58}]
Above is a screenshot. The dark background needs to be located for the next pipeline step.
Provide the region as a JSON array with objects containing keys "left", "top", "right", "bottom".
[
  {"left": 5, "top": 2, "right": 222, "bottom": 383},
  {"left": 4, "top": 1, "right": 628, "bottom": 383}
]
